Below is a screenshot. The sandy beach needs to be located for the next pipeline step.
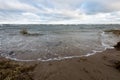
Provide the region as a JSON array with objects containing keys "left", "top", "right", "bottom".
[
  {"left": 32, "top": 49, "right": 120, "bottom": 80},
  {"left": 0, "top": 48, "right": 120, "bottom": 80}
]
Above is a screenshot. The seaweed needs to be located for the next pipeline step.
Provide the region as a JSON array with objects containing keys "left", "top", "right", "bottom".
[{"left": 0, "top": 60, "right": 36, "bottom": 80}]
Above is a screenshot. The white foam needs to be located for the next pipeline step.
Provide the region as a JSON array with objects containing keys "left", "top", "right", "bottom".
[
  {"left": 101, "top": 31, "right": 116, "bottom": 49},
  {"left": 0, "top": 48, "right": 108, "bottom": 62}
]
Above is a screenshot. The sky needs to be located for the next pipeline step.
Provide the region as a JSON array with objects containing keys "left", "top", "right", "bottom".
[{"left": 0, "top": 0, "right": 120, "bottom": 24}]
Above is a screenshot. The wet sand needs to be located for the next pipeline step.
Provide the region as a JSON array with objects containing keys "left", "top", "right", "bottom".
[
  {"left": 0, "top": 49, "right": 120, "bottom": 80},
  {"left": 31, "top": 49, "right": 120, "bottom": 80}
]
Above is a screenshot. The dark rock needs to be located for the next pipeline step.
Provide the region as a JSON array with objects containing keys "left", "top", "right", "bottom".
[
  {"left": 116, "top": 63, "right": 120, "bottom": 71},
  {"left": 105, "top": 30, "right": 120, "bottom": 36},
  {"left": 114, "top": 42, "right": 120, "bottom": 50},
  {"left": 20, "top": 28, "right": 28, "bottom": 35},
  {"left": 114, "top": 61, "right": 120, "bottom": 71},
  {"left": 8, "top": 51, "right": 14, "bottom": 55}
]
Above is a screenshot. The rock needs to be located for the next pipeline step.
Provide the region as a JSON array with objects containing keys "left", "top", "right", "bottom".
[
  {"left": 20, "top": 28, "right": 28, "bottom": 35},
  {"left": 116, "top": 62, "right": 120, "bottom": 71},
  {"left": 20, "top": 28, "right": 43, "bottom": 36},
  {"left": 8, "top": 51, "right": 14, "bottom": 55},
  {"left": 105, "top": 30, "right": 120, "bottom": 36},
  {"left": 114, "top": 61, "right": 120, "bottom": 71},
  {"left": 114, "top": 42, "right": 120, "bottom": 50}
]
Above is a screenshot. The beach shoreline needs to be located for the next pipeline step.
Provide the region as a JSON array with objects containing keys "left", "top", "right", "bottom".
[{"left": 0, "top": 48, "right": 120, "bottom": 80}]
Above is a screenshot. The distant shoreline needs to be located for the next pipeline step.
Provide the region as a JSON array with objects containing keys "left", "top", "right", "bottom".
[{"left": 0, "top": 23, "right": 120, "bottom": 25}]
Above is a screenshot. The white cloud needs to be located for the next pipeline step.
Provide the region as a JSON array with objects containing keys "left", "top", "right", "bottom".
[
  {"left": 0, "top": 0, "right": 120, "bottom": 24},
  {"left": 0, "top": 0, "right": 39, "bottom": 12},
  {"left": 1, "top": 11, "right": 120, "bottom": 24}
]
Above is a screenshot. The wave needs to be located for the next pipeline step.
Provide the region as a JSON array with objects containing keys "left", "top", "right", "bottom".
[{"left": 0, "top": 30, "right": 119, "bottom": 62}]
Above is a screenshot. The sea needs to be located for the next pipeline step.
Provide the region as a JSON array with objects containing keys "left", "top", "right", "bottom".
[{"left": 0, "top": 24, "right": 120, "bottom": 61}]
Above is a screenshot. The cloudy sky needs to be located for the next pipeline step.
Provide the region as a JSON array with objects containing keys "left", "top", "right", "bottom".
[{"left": 0, "top": 0, "right": 120, "bottom": 24}]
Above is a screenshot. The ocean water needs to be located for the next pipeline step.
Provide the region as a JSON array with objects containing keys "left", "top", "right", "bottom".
[{"left": 0, "top": 24, "right": 120, "bottom": 61}]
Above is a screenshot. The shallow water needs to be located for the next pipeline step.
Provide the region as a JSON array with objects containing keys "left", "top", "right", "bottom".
[{"left": 0, "top": 24, "right": 120, "bottom": 61}]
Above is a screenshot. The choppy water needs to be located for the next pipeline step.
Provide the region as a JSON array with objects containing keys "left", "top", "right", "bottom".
[{"left": 0, "top": 24, "right": 120, "bottom": 61}]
